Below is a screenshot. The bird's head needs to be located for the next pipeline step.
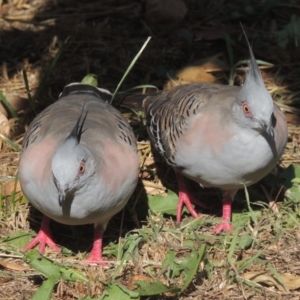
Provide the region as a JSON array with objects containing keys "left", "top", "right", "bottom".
[
  {"left": 233, "top": 29, "right": 275, "bottom": 138},
  {"left": 51, "top": 106, "right": 95, "bottom": 206}
]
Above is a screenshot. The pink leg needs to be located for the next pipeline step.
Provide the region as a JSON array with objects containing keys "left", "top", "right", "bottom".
[
  {"left": 83, "top": 224, "right": 107, "bottom": 266},
  {"left": 212, "top": 196, "right": 234, "bottom": 233},
  {"left": 176, "top": 172, "right": 207, "bottom": 223},
  {"left": 24, "top": 215, "right": 60, "bottom": 253}
]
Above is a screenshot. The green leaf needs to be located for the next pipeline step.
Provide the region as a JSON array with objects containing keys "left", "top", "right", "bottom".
[
  {"left": 148, "top": 190, "right": 184, "bottom": 216},
  {"left": 24, "top": 250, "right": 88, "bottom": 282},
  {"left": 231, "top": 211, "right": 252, "bottom": 227},
  {"left": 114, "top": 235, "right": 144, "bottom": 277},
  {"left": 134, "top": 279, "right": 180, "bottom": 296},
  {"left": 60, "top": 266, "right": 89, "bottom": 282},
  {"left": 81, "top": 74, "right": 98, "bottom": 87},
  {"left": 31, "top": 278, "right": 56, "bottom": 300},
  {"left": 153, "top": 244, "right": 206, "bottom": 295},
  {"left": 238, "top": 234, "right": 253, "bottom": 250},
  {"left": 280, "top": 164, "right": 300, "bottom": 190},
  {"left": 161, "top": 250, "right": 178, "bottom": 278},
  {"left": 179, "top": 244, "right": 206, "bottom": 292},
  {"left": 159, "top": 242, "right": 206, "bottom": 292},
  {"left": 162, "top": 250, "right": 176, "bottom": 270},
  {"left": 99, "top": 283, "right": 140, "bottom": 300},
  {"left": 291, "top": 177, "right": 300, "bottom": 184},
  {"left": 24, "top": 250, "right": 62, "bottom": 279},
  {"left": 280, "top": 164, "right": 300, "bottom": 203},
  {"left": 3, "top": 231, "right": 33, "bottom": 249}
]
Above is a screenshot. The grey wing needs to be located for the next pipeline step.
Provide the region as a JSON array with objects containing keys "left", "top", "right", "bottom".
[
  {"left": 22, "top": 106, "right": 52, "bottom": 150},
  {"left": 143, "top": 83, "right": 210, "bottom": 166},
  {"left": 22, "top": 100, "right": 72, "bottom": 151},
  {"left": 113, "top": 110, "right": 137, "bottom": 152}
]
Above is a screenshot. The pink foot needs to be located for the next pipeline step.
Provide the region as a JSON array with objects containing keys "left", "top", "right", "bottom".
[
  {"left": 212, "top": 221, "right": 234, "bottom": 233},
  {"left": 211, "top": 196, "right": 234, "bottom": 233},
  {"left": 82, "top": 224, "right": 107, "bottom": 266},
  {"left": 24, "top": 216, "right": 60, "bottom": 253},
  {"left": 176, "top": 172, "right": 207, "bottom": 223}
]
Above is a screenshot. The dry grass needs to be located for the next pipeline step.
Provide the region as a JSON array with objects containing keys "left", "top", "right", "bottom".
[{"left": 1, "top": 0, "right": 300, "bottom": 299}]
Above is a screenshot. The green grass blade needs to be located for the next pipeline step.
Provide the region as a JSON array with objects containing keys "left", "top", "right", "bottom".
[
  {"left": 266, "top": 263, "right": 288, "bottom": 292},
  {"left": 22, "top": 69, "right": 35, "bottom": 114},
  {"left": 0, "top": 90, "right": 18, "bottom": 118},
  {"left": 111, "top": 36, "right": 151, "bottom": 104},
  {"left": 244, "top": 184, "right": 258, "bottom": 225},
  {"left": 227, "top": 215, "right": 243, "bottom": 262},
  {"left": 238, "top": 250, "right": 264, "bottom": 273},
  {"left": 0, "top": 134, "right": 21, "bottom": 152}
]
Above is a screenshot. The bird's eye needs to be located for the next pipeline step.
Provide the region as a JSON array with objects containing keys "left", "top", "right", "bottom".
[
  {"left": 78, "top": 162, "right": 85, "bottom": 175},
  {"left": 242, "top": 102, "right": 252, "bottom": 117}
]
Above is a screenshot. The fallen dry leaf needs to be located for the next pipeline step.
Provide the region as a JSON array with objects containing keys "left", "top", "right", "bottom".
[
  {"left": 0, "top": 179, "right": 21, "bottom": 197},
  {"left": 244, "top": 271, "right": 300, "bottom": 291},
  {"left": 285, "top": 112, "right": 300, "bottom": 125},
  {"left": 164, "top": 55, "right": 228, "bottom": 89},
  {"left": 0, "top": 259, "right": 29, "bottom": 271},
  {"left": 127, "top": 274, "right": 155, "bottom": 290},
  {"left": 177, "top": 67, "right": 216, "bottom": 83},
  {"left": 0, "top": 276, "right": 13, "bottom": 283},
  {"left": 281, "top": 273, "right": 300, "bottom": 290},
  {"left": 243, "top": 271, "right": 288, "bottom": 292}
]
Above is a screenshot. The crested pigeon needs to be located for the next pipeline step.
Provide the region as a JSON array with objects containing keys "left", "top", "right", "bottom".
[
  {"left": 19, "top": 83, "right": 140, "bottom": 265},
  {"left": 144, "top": 36, "right": 288, "bottom": 232}
]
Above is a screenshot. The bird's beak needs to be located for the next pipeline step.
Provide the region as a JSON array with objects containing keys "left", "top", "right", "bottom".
[
  {"left": 53, "top": 174, "right": 68, "bottom": 206},
  {"left": 58, "top": 188, "right": 66, "bottom": 206},
  {"left": 259, "top": 119, "right": 274, "bottom": 138}
]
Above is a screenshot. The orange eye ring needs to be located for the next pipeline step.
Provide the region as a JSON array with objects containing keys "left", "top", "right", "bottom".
[
  {"left": 78, "top": 162, "right": 85, "bottom": 175},
  {"left": 242, "top": 102, "right": 252, "bottom": 117}
]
